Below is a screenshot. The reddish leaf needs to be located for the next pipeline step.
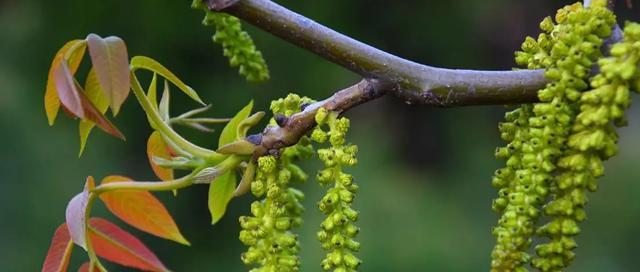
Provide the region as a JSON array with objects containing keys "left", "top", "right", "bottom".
[
  {"left": 88, "top": 217, "right": 168, "bottom": 272},
  {"left": 147, "top": 131, "right": 174, "bottom": 181},
  {"left": 45, "top": 40, "right": 86, "bottom": 125},
  {"left": 42, "top": 223, "right": 74, "bottom": 272},
  {"left": 65, "top": 177, "right": 95, "bottom": 249},
  {"left": 99, "top": 176, "right": 189, "bottom": 245},
  {"left": 77, "top": 262, "right": 92, "bottom": 272},
  {"left": 75, "top": 81, "right": 125, "bottom": 140},
  {"left": 54, "top": 61, "right": 85, "bottom": 119},
  {"left": 86, "top": 34, "right": 130, "bottom": 115}
]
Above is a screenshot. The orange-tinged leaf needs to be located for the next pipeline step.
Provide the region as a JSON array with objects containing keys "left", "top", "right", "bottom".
[
  {"left": 99, "top": 176, "right": 189, "bottom": 245},
  {"left": 77, "top": 262, "right": 93, "bottom": 272},
  {"left": 42, "top": 223, "right": 74, "bottom": 272},
  {"left": 79, "top": 68, "right": 110, "bottom": 156},
  {"left": 65, "top": 177, "right": 95, "bottom": 249},
  {"left": 88, "top": 217, "right": 169, "bottom": 272},
  {"left": 86, "top": 34, "right": 130, "bottom": 116},
  {"left": 75, "top": 81, "right": 125, "bottom": 140},
  {"left": 146, "top": 131, "right": 174, "bottom": 181},
  {"left": 45, "top": 39, "right": 86, "bottom": 125}
]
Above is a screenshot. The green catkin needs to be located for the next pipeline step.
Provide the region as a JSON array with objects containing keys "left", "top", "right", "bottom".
[
  {"left": 532, "top": 22, "right": 639, "bottom": 272},
  {"left": 191, "top": 1, "right": 270, "bottom": 82},
  {"left": 312, "top": 108, "right": 362, "bottom": 272},
  {"left": 239, "top": 95, "right": 314, "bottom": 272},
  {"left": 491, "top": 2, "right": 615, "bottom": 271}
]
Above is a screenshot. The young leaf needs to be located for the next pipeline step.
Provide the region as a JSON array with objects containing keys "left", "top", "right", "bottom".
[
  {"left": 79, "top": 69, "right": 110, "bottom": 156},
  {"left": 88, "top": 217, "right": 168, "bottom": 272},
  {"left": 77, "top": 262, "right": 92, "bottom": 272},
  {"left": 130, "top": 56, "right": 204, "bottom": 105},
  {"left": 159, "top": 80, "right": 171, "bottom": 122},
  {"left": 53, "top": 62, "right": 124, "bottom": 141},
  {"left": 147, "top": 131, "right": 174, "bottom": 181},
  {"left": 147, "top": 73, "right": 158, "bottom": 110},
  {"left": 237, "top": 111, "right": 265, "bottom": 138},
  {"left": 98, "top": 176, "right": 189, "bottom": 245},
  {"left": 86, "top": 34, "right": 131, "bottom": 115},
  {"left": 218, "top": 101, "right": 253, "bottom": 148},
  {"left": 54, "top": 62, "right": 85, "bottom": 119},
  {"left": 75, "top": 81, "right": 125, "bottom": 140},
  {"left": 217, "top": 139, "right": 256, "bottom": 155},
  {"left": 42, "top": 223, "right": 74, "bottom": 272},
  {"left": 208, "top": 170, "right": 237, "bottom": 224},
  {"left": 45, "top": 39, "right": 87, "bottom": 125},
  {"left": 234, "top": 161, "right": 256, "bottom": 196},
  {"left": 65, "top": 177, "right": 95, "bottom": 249}
]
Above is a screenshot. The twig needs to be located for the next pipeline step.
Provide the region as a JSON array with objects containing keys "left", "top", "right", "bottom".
[{"left": 252, "top": 79, "right": 390, "bottom": 156}]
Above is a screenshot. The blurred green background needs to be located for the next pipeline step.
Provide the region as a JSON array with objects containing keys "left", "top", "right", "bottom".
[{"left": 2, "top": 0, "right": 640, "bottom": 271}]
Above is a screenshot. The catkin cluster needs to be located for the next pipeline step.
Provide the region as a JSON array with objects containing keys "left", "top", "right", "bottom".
[
  {"left": 491, "top": 2, "right": 616, "bottom": 271},
  {"left": 239, "top": 94, "right": 314, "bottom": 272},
  {"left": 239, "top": 155, "right": 305, "bottom": 272},
  {"left": 533, "top": 21, "right": 639, "bottom": 271},
  {"left": 311, "top": 108, "right": 362, "bottom": 272},
  {"left": 192, "top": 0, "right": 270, "bottom": 82}
]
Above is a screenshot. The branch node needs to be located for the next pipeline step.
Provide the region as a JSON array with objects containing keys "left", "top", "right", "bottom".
[
  {"left": 207, "top": 0, "right": 239, "bottom": 11},
  {"left": 274, "top": 114, "right": 288, "bottom": 127}
]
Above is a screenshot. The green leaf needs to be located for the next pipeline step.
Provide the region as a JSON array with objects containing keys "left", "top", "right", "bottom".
[
  {"left": 237, "top": 111, "right": 265, "bottom": 138},
  {"left": 130, "top": 56, "right": 204, "bottom": 105},
  {"left": 208, "top": 170, "right": 237, "bottom": 225},
  {"left": 234, "top": 161, "right": 256, "bottom": 197},
  {"left": 147, "top": 73, "right": 158, "bottom": 110},
  {"left": 217, "top": 139, "right": 256, "bottom": 155},
  {"left": 218, "top": 101, "right": 253, "bottom": 148},
  {"left": 146, "top": 73, "right": 159, "bottom": 128},
  {"left": 86, "top": 34, "right": 130, "bottom": 116},
  {"left": 79, "top": 68, "right": 110, "bottom": 156},
  {"left": 159, "top": 80, "right": 171, "bottom": 122}
]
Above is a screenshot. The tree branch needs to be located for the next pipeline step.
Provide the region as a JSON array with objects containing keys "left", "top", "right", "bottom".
[
  {"left": 210, "top": 0, "right": 547, "bottom": 106},
  {"left": 252, "top": 78, "right": 390, "bottom": 156},
  {"left": 203, "top": 0, "right": 622, "bottom": 155}
]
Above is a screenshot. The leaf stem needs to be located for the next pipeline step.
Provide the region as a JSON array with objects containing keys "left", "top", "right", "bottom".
[
  {"left": 130, "top": 72, "right": 224, "bottom": 161},
  {"left": 91, "top": 173, "right": 198, "bottom": 195},
  {"left": 84, "top": 193, "right": 107, "bottom": 272}
]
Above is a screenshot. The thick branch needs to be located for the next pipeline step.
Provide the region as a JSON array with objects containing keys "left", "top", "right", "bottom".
[
  {"left": 210, "top": 0, "right": 547, "bottom": 106},
  {"left": 204, "top": 0, "right": 622, "bottom": 154}
]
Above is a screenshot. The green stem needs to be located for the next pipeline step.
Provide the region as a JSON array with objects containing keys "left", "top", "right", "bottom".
[
  {"left": 91, "top": 174, "right": 196, "bottom": 194},
  {"left": 84, "top": 193, "right": 107, "bottom": 272},
  {"left": 179, "top": 117, "right": 232, "bottom": 124},
  {"left": 130, "top": 72, "right": 224, "bottom": 161}
]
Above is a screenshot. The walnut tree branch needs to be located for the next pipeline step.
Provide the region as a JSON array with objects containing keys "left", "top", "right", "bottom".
[
  {"left": 209, "top": 0, "right": 547, "bottom": 106},
  {"left": 203, "top": 0, "right": 621, "bottom": 155}
]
